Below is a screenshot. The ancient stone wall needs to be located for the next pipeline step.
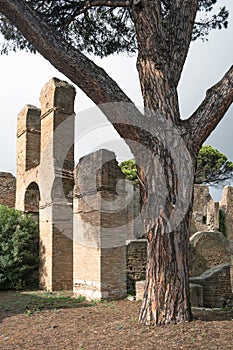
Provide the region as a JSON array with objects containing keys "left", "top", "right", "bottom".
[
  {"left": 189, "top": 231, "right": 231, "bottom": 277},
  {"left": 0, "top": 172, "right": 16, "bottom": 208},
  {"left": 15, "top": 78, "right": 75, "bottom": 291},
  {"left": 15, "top": 105, "right": 41, "bottom": 211},
  {"left": 190, "top": 263, "right": 232, "bottom": 308},
  {"left": 191, "top": 185, "right": 219, "bottom": 234}
]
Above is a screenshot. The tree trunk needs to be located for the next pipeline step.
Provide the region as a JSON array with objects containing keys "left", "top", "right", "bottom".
[
  {"left": 134, "top": 129, "right": 196, "bottom": 325},
  {"left": 129, "top": 1, "right": 201, "bottom": 325},
  {"left": 139, "top": 209, "right": 193, "bottom": 325}
]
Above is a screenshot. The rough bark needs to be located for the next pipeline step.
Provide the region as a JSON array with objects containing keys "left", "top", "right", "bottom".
[
  {"left": 164, "top": 0, "right": 198, "bottom": 86},
  {"left": 0, "top": 0, "right": 233, "bottom": 327},
  {"left": 131, "top": 0, "right": 231, "bottom": 326},
  {"left": 139, "top": 210, "right": 193, "bottom": 325},
  {"left": 133, "top": 116, "right": 196, "bottom": 325}
]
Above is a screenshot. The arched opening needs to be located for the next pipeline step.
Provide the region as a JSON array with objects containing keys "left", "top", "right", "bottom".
[
  {"left": 24, "top": 182, "right": 40, "bottom": 287},
  {"left": 24, "top": 182, "right": 40, "bottom": 214}
]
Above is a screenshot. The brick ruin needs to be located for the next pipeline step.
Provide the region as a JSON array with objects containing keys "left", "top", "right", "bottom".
[
  {"left": 0, "top": 78, "right": 232, "bottom": 307},
  {"left": 0, "top": 172, "right": 16, "bottom": 208}
]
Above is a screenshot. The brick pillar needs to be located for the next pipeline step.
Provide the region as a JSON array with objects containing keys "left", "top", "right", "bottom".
[
  {"left": 220, "top": 186, "right": 233, "bottom": 292},
  {"left": 73, "top": 149, "right": 127, "bottom": 300},
  {"left": 220, "top": 186, "right": 233, "bottom": 240},
  {"left": 207, "top": 200, "right": 219, "bottom": 231},
  {"left": 39, "top": 78, "right": 76, "bottom": 290},
  {"left": 15, "top": 105, "right": 41, "bottom": 211},
  {"left": 230, "top": 246, "right": 233, "bottom": 293}
]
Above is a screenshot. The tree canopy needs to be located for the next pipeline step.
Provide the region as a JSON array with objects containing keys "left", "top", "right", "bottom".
[
  {"left": 121, "top": 146, "right": 233, "bottom": 187},
  {"left": 0, "top": 0, "right": 229, "bottom": 56},
  {"left": 195, "top": 145, "right": 233, "bottom": 186}
]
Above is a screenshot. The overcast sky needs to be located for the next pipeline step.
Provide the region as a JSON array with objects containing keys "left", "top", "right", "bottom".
[{"left": 0, "top": 0, "right": 232, "bottom": 201}]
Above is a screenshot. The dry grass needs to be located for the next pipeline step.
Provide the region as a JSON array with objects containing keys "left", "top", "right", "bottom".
[{"left": 0, "top": 291, "right": 233, "bottom": 350}]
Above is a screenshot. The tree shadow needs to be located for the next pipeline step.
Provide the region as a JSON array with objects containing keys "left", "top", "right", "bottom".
[{"left": 0, "top": 290, "right": 93, "bottom": 323}]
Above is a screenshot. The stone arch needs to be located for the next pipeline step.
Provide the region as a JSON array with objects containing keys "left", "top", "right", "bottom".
[
  {"left": 24, "top": 181, "right": 40, "bottom": 287},
  {"left": 24, "top": 182, "right": 40, "bottom": 214}
]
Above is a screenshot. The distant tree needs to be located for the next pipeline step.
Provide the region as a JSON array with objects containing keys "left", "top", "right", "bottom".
[
  {"left": 195, "top": 145, "right": 233, "bottom": 186},
  {"left": 122, "top": 146, "right": 233, "bottom": 187},
  {"left": 0, "top": 205, "right": 39, "bottom": 290}
]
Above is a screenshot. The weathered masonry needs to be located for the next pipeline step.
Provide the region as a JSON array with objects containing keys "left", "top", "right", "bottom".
[
  {"left": 0, "top": 172, "right": 16, "bottom": 208},
  {"left": 0, "top": 78, "right": 233, "bottom": 305},
  {"left": 16, "top": 78, "right": 75, "bottom": 291}
]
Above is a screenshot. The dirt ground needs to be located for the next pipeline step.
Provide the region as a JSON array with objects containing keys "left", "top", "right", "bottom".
[{"left": 0, "top": 291, "right": 232, "bottom": 350}]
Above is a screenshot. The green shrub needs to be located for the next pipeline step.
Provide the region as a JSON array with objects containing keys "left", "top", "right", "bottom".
[
  {"left": 120, "top": 159, "right": 138, "bottom": 184},
  {"left": 0, "top": 205, "right": 39, "bottom": 290}
]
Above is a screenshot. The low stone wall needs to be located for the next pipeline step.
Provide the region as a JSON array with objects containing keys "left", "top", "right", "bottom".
[
  {"left": 190, "top": 263, "right": 232, "bottom": 308},
  {"left": 189, "top": 231, "right": 231, "bottom": 277},
  {"left": 0, "top": 172, "right": 16, "bottom": 208},
  {"left": 137, "top": 264, "right": 233, "bottom": 307}
]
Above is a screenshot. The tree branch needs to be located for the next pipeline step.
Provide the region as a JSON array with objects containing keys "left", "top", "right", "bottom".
[
  {"left": 60, "top": 0, "right": 132, "bottom": 28},
  {"left": 132, "top": 0, "right": 165, "bottom": 57},
  {"left": 165, "top": 0, "right": 198, "bottom": 87},
  {"left": 0, "top": 0, "right": 142, "bottom": 143},
  {"left": 184, "top": 65, "right": 233, "bottom": 153}
]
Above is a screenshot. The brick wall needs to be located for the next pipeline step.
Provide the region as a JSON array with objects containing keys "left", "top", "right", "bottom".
[
  {"left": 0, "top": 172, "right": 16, "bottom": 208},
  {"left": 126, "top": 239, "right": 147, "bottom": 293},
  {"left": 190, "top": 263, "right": 232, "bottom": 307},
  {"left": 189, "top": 231, "right": 231, "bottom": 277}
]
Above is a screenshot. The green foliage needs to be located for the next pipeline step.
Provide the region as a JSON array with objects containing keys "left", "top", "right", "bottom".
[
  {"left": 0, "top": 0, "right": 229, "bottom": 56},
  {"left": 121, "top": 145, "right": 233, "bottom": 187},
  {"left": 0, "top": 205, "right": 39, "bottom": 290},
  {"left": 219, "top": 209, "right": 226, "bottom": 236},
  {"left": 120, "top": 159, "right": 138, "bottom": 183},
  {"left": 195, "top": 145, "right": 233, "bottom": 187}
]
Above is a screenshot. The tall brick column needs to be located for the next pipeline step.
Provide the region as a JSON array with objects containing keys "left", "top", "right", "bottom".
[
  {"left": 220, "top": 186, "right": 233, "bottom": 241},
  {"left": 39, "top": 78, "right": 76, "bottom": 290},
  {"left": 15, "top": 105, "right": 41, "bottom": 211},
  {"left": 73, "top": 149, "right": 127, "bottom": 300},
  {"left": 220, "top": 186, "right": 233, "bottom": 292}
]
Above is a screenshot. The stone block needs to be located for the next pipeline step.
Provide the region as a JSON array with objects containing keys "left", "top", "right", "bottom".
[
  {"left": 136, "top": 280, "right": 145, "bottom": 301},
  {"left": 189, "top": 231, "right": 231, "bottom": 277}
]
